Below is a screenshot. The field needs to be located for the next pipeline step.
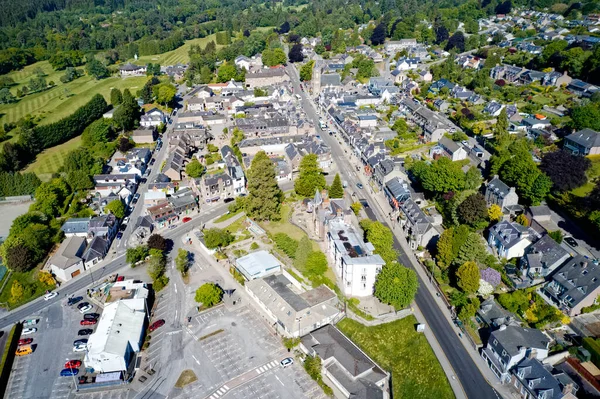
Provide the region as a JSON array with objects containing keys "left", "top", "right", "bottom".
[
  {"left": 337, "top": 317, "right": 455, "bottom": 399},
  {"left": 24, "top": 135, "right": 82, "bottom": 180}
]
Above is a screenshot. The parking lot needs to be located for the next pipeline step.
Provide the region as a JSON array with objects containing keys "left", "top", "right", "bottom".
[{"left": 177, "top": 305, "right": 327, "bottom": 399}]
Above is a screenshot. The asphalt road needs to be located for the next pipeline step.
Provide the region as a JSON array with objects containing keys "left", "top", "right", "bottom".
[{"left": 286, "top": 62, "right": 498, "bottom": 399}]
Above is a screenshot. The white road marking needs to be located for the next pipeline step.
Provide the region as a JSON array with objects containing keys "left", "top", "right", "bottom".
[
  {"left": 174, "top": 284, "right": 177, "bottom": 294},
  {"left": 192, "top": 355, "right": 201, "bottom": 365},
  {"left": 166, "top": 330, "right": 181, "bottom": 335},
  {"left": 275, "top": 376, "right": 284, "bottom": 386}
]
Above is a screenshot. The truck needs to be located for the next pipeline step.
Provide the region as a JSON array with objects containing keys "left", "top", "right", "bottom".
[{"left": 319, "top": 120, "right": 327, "bottom": 129}]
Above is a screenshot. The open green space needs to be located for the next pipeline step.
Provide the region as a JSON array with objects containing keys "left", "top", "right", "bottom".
[
  {"left": 134, "top": 33, "right": 223, "bottom": 66},
  {"left": 337, "top": 317, "right": 455, "bottom": 399},
  {"left": 0, "top": 268, "right": 55, "bottom": 310},
  {"left": 24, "top": 135, "right": 82, "bottom": 180},
  {"left": 571, "top": 155, "right": 600, "bottom": 197}
]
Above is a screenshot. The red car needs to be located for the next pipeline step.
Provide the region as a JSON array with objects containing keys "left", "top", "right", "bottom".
[
  {"left": 65, "top": 360, "right": 82, "bottom": 369},
  {"left": 148, "top": 319, "right": 165, "bottom": 332},
  {"left": 80, "top": 319, "right": 97, "bottom": 326},
  {"left": 18, "top": 338, "right": 33, "bottom": 346},
  {"left": 182, "top": 217, "right": 192, "bottom": 223}
]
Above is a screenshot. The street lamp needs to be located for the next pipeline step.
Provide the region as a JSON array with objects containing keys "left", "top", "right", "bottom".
[{"left": 66, "top": 358, "right": 79, "bottom": 392}]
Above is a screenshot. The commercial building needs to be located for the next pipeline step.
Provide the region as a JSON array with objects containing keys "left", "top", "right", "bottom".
[{"left": 235, "top": 250, "right": 282, "bottom": 280}]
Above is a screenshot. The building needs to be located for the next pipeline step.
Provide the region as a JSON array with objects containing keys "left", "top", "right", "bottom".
[
  {"left": 511, "top": 357, "right": 578, "bottom": 399},
  {"left": 398, "top": 200, "right": 439, "bottom": 250},
  {"left": 246, "top": 274, "right": 341, "bottom": 338},
  {"left": 49, "top": 236, "right": 87, "bottom": 282},
  {"left": 147, "top": 201, "right": 177, "bottom": 227},
  {"left": 327, "top": 219, "right": 386, "bottom": 297},
  {"left": 384, "top": 38, "right": 417, "bottom": 54},
  {"left": 564, "top": 129, "right": 600, "bottom": 156},
  {"left": 488, "top": 221, "right": 533, "bottom": 259},
  {"left": 485, "top": 175, "right": 519, "bottom": 211},
  {"left": 430, "top": 137, "right": 468, "bottom": 161},
  {"left": 82, "top": 236, "right": 110, "bottom": 269},
  {"left": 235, "top": 250, "right": 282, "bottom": 280},
  {"left": 384, "top": 177, "right": 411, "bottom": 209},
  {"left": 245, "top": 68, "right": 290, "bottom": 88},
  {"left": 131, "top": 127, "right": 157, "bottom": 144},
  {"left": 300, "top": 325, "right": 389, "bottom": 399},
  {"left": 119, "top": 63, "right": 147, "bottom": 77},
  {"left": 477, "top": 297, "right": 518, "bottom": 329},
  {"left": 140, "top": 108, "right": 166, "bottom": 127},
  {"left": 544, "top": 256, "right": 600, "bottom": 316},
  {"left": 517, "top": 235, "right": 571, "bottom": 286},
  {"left": 481, "top": 324, "right": 550, "bottom": 382},
  {"left": 60, "top": 218, "right": 91, "bottom": 238},
  {"left": 85, "top": 296, "right": 147, "bottom": 373}
]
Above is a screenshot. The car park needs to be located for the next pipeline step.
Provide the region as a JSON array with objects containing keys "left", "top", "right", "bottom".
[
  {"left": 149, "top": 319, "right": 165, "bottom": 332},
  {"left": 280, "top": 357, "right": 294, "bottom": 368},
  {"left": 22, "top": 328, "right": 37, "bottom": 335},
  {"left": 73, "top": 339, "right": 88, "bottom": 346},
  {"left": 73, "top": 344, "right": 87, "bottom": 352},
  {"left": 79, "top": 305, "right": 93, "bottom": 314},
  {"left": 16, "top": 345, "right": 33, "bottom": 356},
  {"left": 83, "top": 313, "right": 99, "bottom": 320},
  {"left": 18, "top": 338, "right": 33, "bottom": 346},
  {"left": 68, "top": 296, "right": 83, "bottom": 306},
  {"left": 60, "top": 368, "right": 79, "bottom": 377},
  {"left": 78, "top": 329, "right": 93, "bottom": 336},
  {"left": 44, "top": 292, "right": 58, "bottom": 301},
  {"left": 80, "top": 319, "right": 97, "bottom": 326},
  {"left": 65, "top": 360, "right": 82, "bottom": 369},
  {"left": 182, "top": 217, "right": 192, "bottom": 223}
]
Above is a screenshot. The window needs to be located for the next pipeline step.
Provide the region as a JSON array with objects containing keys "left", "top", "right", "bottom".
[
  {"left": 502, "top": 350, "right": 507, "bottom": 357},
  {"left": 493, "top": 339, "right": 498, "bottom": 346}
]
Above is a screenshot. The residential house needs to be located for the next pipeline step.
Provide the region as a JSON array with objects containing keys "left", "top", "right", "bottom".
[
  {"left": 545, "top": 256, "right": 600, "bottom": 316},
  {"left": 119, "top": 63, "right": 147, "bottom": 77},
  {"left": 88, "top": 214, "right": 118, "bottom": 241},
  {"left": 418, "top": 70, "right": 433, "bottom": 82},
  {"left": 300, "top": 325, "right": 389, "bottom": 399},
  {"left": 82, "top": 236, "right": 110, "bottom": 269},
  {"left": 131, "top": 127, "right": 157, "bottom": 144},
  {"left": 245, "top": 68, "right": 289, "bottom": 89},
  {"left": 162, "top": 64, "right": 187, "bottom": 80},
  {"left": 235, "top": 116, "right": 289, "bottom": 137},
  {"left": 162, "top": 147, "right": 187, "bottom": 181},
  {"left": 515, "top": 234, "right": 571, "bottom": 287},
  {"left": 60, "top": 218, "right": 91, "bottom": 238},
  {"left": 384, "top": 177, "right": 411, "bottom": 209},
  {"left": 320, "top": 74, "right": 342, "bottom": 91},
  {"left": 384, "top": 38, "right": 417, "bottom": 54},
  {"left": 396, "top": 57, "right": 420, "bottom": 71},
  {"left": 484, "top": 101, "right": 505, "bottom": 117},
  {"left": 140, "top": 108, "right": 166, "bottom": 127},
  {"left": 168, "top": 187, "right": 197, "bottom": 215},
  {"left": 144, "top": 190, "right": 167, "bottom": 206},
  {"left": 488, "top": 221, "right": 533, "bottom": 259},
  {"left": 542, "top": 71, "right": 572, "bottom": 87},
  {"left": 201, "top": 172, "right": 234, "bottom": 202},
  {"left": 481, "top": 324, "right": 550, "bottom": 382},
  {"left": 564, "top": 128, "right": 600, "bottom": 156},
  {"left": 477, "top": 297, "right": 518, "bottom": 329},
  {"left": 49, "top": 236, "right": 87, "bottom": 282},
  {"left": 566, "top": 79, "right": 599, "bottom": 97},
  {"left": 430, "top": 137, "right": 468, "bottom": 161},
  {"left": 485, "top": 175, "right": 519, "bottom": 211},
  {"left": 511, "top": 357, "right": 578, "bottom": 399},
  {"left": 399, "top": 200, "right": 439, "bottom": 250},
  {"left": 234, "top": 55, "right": 252, "bottom": 70},
  {"left": 428, "top": 79, "right": 456, "bottom": 94},
  {"left": 397, "top": 98, "right": 461, "bottom": 143}
]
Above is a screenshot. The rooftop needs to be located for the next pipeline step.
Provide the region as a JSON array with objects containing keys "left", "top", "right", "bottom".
[{"left": 235, "top": 250, "right": 282, "bottom": 279}]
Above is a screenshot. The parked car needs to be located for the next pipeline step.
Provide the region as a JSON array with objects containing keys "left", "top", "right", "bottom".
[
  {"left": 73, "top": 339, "right": 88, "bottom": 346},
  {"left": 150, "top": 159, "right": 155, "bottom": 166},
  {"left": 77, "top": 302, "right": 90, "bottom": 310},
  {"left": 224, "top": 198, "right": 234, "bottom": 203},
  {"left": 148, "top": 319, "right": 165, "bottom": 332},
  {"left": 78, "top": 376, "right": 87, "bottom": 384},
  {"left": 182, "top": 217, "right": 192, "bottom": 223},
  {"left": 123, "top": 217, "right": 130, "bottom": 225},
  {"left": 79, "top": 305, "right": 93, "bottom": 314},
  {"left": 22, "top": 328, "right": 37, "bottom": 335},
  {"left": 280, "top": 357, "right": 294, "bottom": 368},
  {"left": 73, "top": 344, "right": 87, "bottom": 353},
  {"left": 44, "top": 292, "right": 59, "bottom": 301},
  {"left": 18, "top": 338, "right": 33, "bottom": 346},
  {"left": 16, "top": 345, "right": 33, "bottom": 356},
  {"left": 68, "top": 296, "right": 83, "bottom": 306},
  {"left": 356, "top": 182, "right": 363, "bottom": 189},
  {"left": 65, "top": 360, "right": 82, "bottom": 369},
  {"left": 168, "top": 224, "right": 177, "bottom": 230},
  {"left": 22, "top": 318, "right": 38, "bottom": 327},
  {"left": 80, "top": 319, "right": 97, "bottom": 326},
  {"left": 564, "top": 236, "right": 578, "bottom": 247},
  {"left": 117, "top": 232, "right": 123, "bottom": 240},
  {"left": 83, "top": 313, "right": 99, "bottom": 321},
  {"left": 78, "top": 329, "right": 93, "bottom": 336},
  {"left": 60, "top": 368, "right": 79, "bottom": 376},
  {"left": 133, "top": 193, "right": 140, "bottom": 201}
]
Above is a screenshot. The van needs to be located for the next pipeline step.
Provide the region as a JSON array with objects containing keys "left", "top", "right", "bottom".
[{"left": 16, "top": 345, "right": 33, "bottom": 356}]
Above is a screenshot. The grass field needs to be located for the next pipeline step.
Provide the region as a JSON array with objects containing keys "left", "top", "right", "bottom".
[
  {"left": 337, "top": 317, "right": 455, "bottom": 399},
  {"left": 134, "top": 33, "right": 223, "bottom": 66},
  {"left": 24, "top": 135, "right": 82, "bottom": 180}
]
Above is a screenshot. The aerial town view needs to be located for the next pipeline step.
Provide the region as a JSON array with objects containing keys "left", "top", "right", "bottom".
[{"left": 1, "top": 0, "right": 600, "bottom": 398}]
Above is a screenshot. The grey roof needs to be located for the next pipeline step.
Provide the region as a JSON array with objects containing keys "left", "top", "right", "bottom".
[
  {"left": 438, "top": 136, "right": 461, "bottom": 154},
  {"left": 385, "top": 177, "right": 411, "bottom": 201},
  {"left": 135, "top": 215, "right": 154, "bottom": 229},
  {"left": 490, "top": 325, "right": 550, "bottom": 358},
  {"left": 49, "top": 236, "right": 86, "bottom": 269},
  {"left": 489, "top": 221, "right": 531, "bottom": 249},
  {"left": 529, "top": 205, "right": 551, "bottom": 218},
  {"left": 512, "top": 358, "right": 578, "bottom": 399},
  {"left": 247, "top": 68, "right": 286, "bottom": 78},
  {"left": 525, "top": 235, "right": 570, "bottom": 271},
  {"left": 83, "top": 236, "right": 109, "bottom": 262},
  {"left": 547, "top": 255, "right": 600, "bottom": 309},
  {"left": 260, "top": 274, "right": 309, "bottom": 312},
  {"left": 320, "top": 73, "right": 342, "bottom": 86},
  {"left": 478, "top": 297, "right": 516, "bottom": 327},
  {"left": 566, "top": 128, "right": 600, "bottom": 149},
  {"left": 487, "top": 176, "right": 511, "bottom": 198},
  {"left": 61, "top": 218, "right": 91, "bottom": 235},
  {"left": 400, "top": 199, "right": 432, "bottom": 235}
]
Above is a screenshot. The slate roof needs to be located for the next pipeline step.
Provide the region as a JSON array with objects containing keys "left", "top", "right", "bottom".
[
  {"left": 490, "top": 325, "right": 550, "bottom": 358},
  {"left": 547, "top": 255, "right": 600, "bottom": 309},
  {"left": 565, "top": 129, "right": 600, "bottom": 149},
  {"left": 512, "top": 358, "right": 578, "bottom": 399},
  {"left": 320, "top": 74, "right": 342, "bottom": 86},
  {"left": 83, "top": 236, "right": 109, "bottom": 262},
  {"left": 487, "top": 176, "right": 511, "bottom": 197},
  {"left": 61, "top": 218, "right": 91, "bottom": 235},
  {"left": 489, "top": 221, "right": 531, "bottom": 249},
  {"left": 49, "top": 236, "right": 86, "bottom": 269},
  {"left": 525, "top": 234, "right": 570, "bottom": 271}
]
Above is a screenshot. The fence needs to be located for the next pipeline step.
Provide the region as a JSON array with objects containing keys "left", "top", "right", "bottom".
[{"left": 0, "top": 195, "right": 33, "bottom": 203}]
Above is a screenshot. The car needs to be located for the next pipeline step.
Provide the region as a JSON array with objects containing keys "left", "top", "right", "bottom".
[
  {"left": 18, "top": 338, "right": 33, "bottom": 346},
  {"left": 133, "top": 193, "right": 141, "bottom": 201},
  {"left": 150, "top": 158, "right": 155, "bottom": 166},
  {"left": 60, "top": 368, "right": 79, "bottom": 377},
  {"left": 78, "top": 376, "right": 87, "bottom": 384},
  {"left": 16, "top": 345, "right": 33, "bottom": 356},
  {"left": 119, "top": 223, "right": 127, "bottom": 231},
  {"left": 73, "top": 344, "right": 87, "bottom": 353},
  {"left": 44, "top": 292, "right": 59, "bottom": 301},
  {"left": 168, "top": 224, "right": 177, "bottom": 230},
  {"left": 359, "top": 199, "right": 370, "bottom": 209},
  {"left": 80, "top": 319, "right": 97, "bottom": 326},
  {"left": 356, "top": 182, "right": 364, "bottom": 189},
  {"left": 182, "top": 217, "right": 192, "bottom": 223},
  {"left": 224, "top": 197, "right": 234, "bottom": 203},
  {"left": 73, "top": 339, "right": 88, "bottom": 346},
  {"left": 117, "top": 232, "right": 123, "bottom": 240},
  {"left": 116, "top": 275, "right": 125, "bottom": 281},
  {"left": 132, "top": 198, "right": 139, "bottom": 205},
  {"left": 564, "top": 236, "right": 578, "bottom": 247},
  {"left": 280, "top": 357, "right": 294, "bottom": 368},
  {"left": 22, "top": 328, "right": 37, "bottom": 335},
  {"left": 77, "top": 302, "right": 89, "bottom": 310},
  {"left": 79, "top": 305, "right": 93, "bottom": 314},
  {"left": 83, "top": 313, "right": 99, "bottom": 320},
  {"left": 123, "top": 217, "right": 130, "bottom": 225},
  {"left": 148, "top": 319, "right": 165, "bottom": 332},
  {"left": 78, "top": 329, "right": 93, "bottom": 336},
  {"left": 65, "top": 360, "right": 82, "bottom": 369},
  {"left": 68, "top": 296, "right": 83, "bottom": 306}
]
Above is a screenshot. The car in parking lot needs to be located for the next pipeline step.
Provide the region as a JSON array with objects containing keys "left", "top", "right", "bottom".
[
  {"left": 44, "top": 292, "right": 58, "bottom": 301},
  {"left": 182, "top": 217, "right": 192, "bottom": 223},
  {"left": 80, "top": 319, "right": 97, "bottom": 326},
  {"left": 564, "top": 236, "right": 578, "bottom": 247},
  {"left": 65, "top": 360, "right": 82, "bottom": 369},
  {"left": 83, "top": 313, "right": 99, "bottom": 320},
  {"left": 79, "top": 305, "right": 93, "bottom": 313},
  {"left": 77, "top": 302, "right": 89, "bottom": 310},
  {"left": 68, "top": 296, "right": 83, "bottom": 306},
  {"left": 16, "top": 345, "right": 33, "bottom": 356},
  {"left": 18, "top": 338, "right": 33, "bottom": 346},
  {"left": 60, "top": 368, "right": 79, "bottom": 377},
  {"left": 73, "top": 339, "right": 88, "bottom": 346},
  {"left": 22, "top": 328, "right": 37, "bottom": 335},
  {"left": 117, "top": 232, "right": 123, "bottom": 240},
  {"left": 224, "top": 197, "right": 234, "bottom": 203},
  {"left": 149, "top": 319, "right": 165, "bottom": 332},
  {"left": 280, "top": 357, "right": 294, "bottom": 368},
  {"left": 356, "top": 182, "right": 363, "bottom": 189},
  {"left": 78, "top": 329, "right": 93, "bottom": 336},
  {"left": 73, "top": 344, "right": 87, "bottom": 352}
]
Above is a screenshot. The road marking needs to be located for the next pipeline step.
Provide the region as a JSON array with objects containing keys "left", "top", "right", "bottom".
[
  {"left": 174, "top": 284, "right": 177, "bottom": 294},
  {"left": 192, "top": 355, "right": 201, "bottom": 365},
  {"left": 166, "top": 330, "right": 181, "bottom": 335},
  {"left": 275, "top": 376, "right": 284, "bottom": 386}
]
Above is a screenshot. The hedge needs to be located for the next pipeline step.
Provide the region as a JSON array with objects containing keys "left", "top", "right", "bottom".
[
  {"left": 0, "top": 323, "right": 23, "bottom": 398},
  {"left": 582, "top": 337, "right": 600, "bottom": 367}
]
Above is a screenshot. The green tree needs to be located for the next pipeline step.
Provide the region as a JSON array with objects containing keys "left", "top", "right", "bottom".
[
  {"left": 0, "top": 88, "right": 16, "bottom": 104},
  {"left": 295, "top": 154, "right": 326, "bottom": 197},
  {"left": 113, "top": 89, "right": 140, "bottom": 130},
  {"left": 329, "top": 173, "right": 344, "bottom": 198},
  {"left": 570, "top": 103, "right": 600, "bottom": 131},
  {"left": 110, "top": 88, "right": 123, "bottom": 105},
  {"left": 488, "top": 204, "right": 503, "bottom": 222},
  {"left": 204, "top": 228, "right": 234, "bottom": 249},
  {"left": 495, "top": 108, "right": 509, "bottom": 145},
  {"left": 217, "top": 63, "right": 238, "bottom": 82},
  {"left": 294, "top": 236, "right": 313, "bottom": 270},
  {"left": 155, "top": 84, "right": 177, "bottom": 105},
  {"left": 105, "top": 199, "right": 126, "bottom": 219},
  {"left": 10, "top": 280, "right": 25, "bottom": 304},
  {"left": 274, "top": 233, "right": 298, "bottom": 258},
  {"left": 185, "top": 158, "right": 204, "bottom": 178},
  {"left": 464, "top": 167, "right": 483, "bottom": 191},
  {"left": 409, "top": 157, "right": 465, "bottom": 194},
  {"left": 5, "top": 242, "right": 33, "bottom": 272},
  {"left": 86, "top": 59, "right": 109, "bottom": 79},
  {"left": 350, "top": 202, "right": 362, "bottom": 215},
  {"left": 175, "top": 248, "right": 189, "bottom": 276},
  {"left": 456, "top": 261, "right": 480, "bottom": 293},
  {"left": 126, "top": 246, "right": 149, "bottom": 265},
  {"left": 374, "top": 263, "right": 418, "bottom": 309},
  {"left": 516, "top": 213, "right": 529, "bottom": 226},
  {"left": 245, "top": 151, "right": 283, "bottom": 221},
  {"left": 454, "top": 233, "right": 488, "bottom": 266},
  {"left": 148, "top": 253, "right": 166, "bottom": 281},
  {"left": 548, "top": 230, "right": 564, "bottom": 244},
  {"left": 147, "top": 234, "right": 168, "bottom": 251},
  {"left": 305, "top": 251, "right": 328, "bottom": 279},
  {"left": 457, "top": 193, "right": 488, "bottom": 226},
  {"left": 262, "top": 48, "right": 287, "bottom": 67},
  {"left": 30, "top": 177, "right": 70, "bottom": 217},
  {"left": 195, "top": 283, "right": 224, "bottom": 307},
  {"left": 300, "top": 60, "right": 315, "bottom": 81},
  {"left": 359, "top": 219, "right": 397, "bottom": 264},
  {"left": 436, "top": 225, "right": 470, "bottom": 269}
]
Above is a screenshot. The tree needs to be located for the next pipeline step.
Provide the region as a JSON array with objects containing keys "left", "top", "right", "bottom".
[
  {"left": 360, "top": 220, "right": 397, "bottom": 265},
  {"left": 185, "top": 158, "right": 204, "bottom": 178},
  {"left": 570, "top": 103, "right": 600, "bottom": 131},
  {"left": 126, "top": 246, "right": 149, "bottom": 265},
  {"left": 488, "top": 204, "right": 503, "bottom": 222},
  {"left": 495, "top": 0, "right": 512, "bottom": 14},
  {"left": 0, "top": 88, "right": 16, "bottom": 104},
  {"left": 86, "top": 59, "right": 109, "bottom": 79},
  {"left": 516, "top": 214, "right": 529, "bottom": 226},
  {"left": 288, "top": 44, "right": 304, "bottom": 63},
  {"left": 436, "top": 225, "right": 470, "bottom": 269},
  {"left": 118, "top": 137, "right": 133, "bottom": 152},
  {"left": 147, "top": 234, "right": 167, "bottom": 251},
  {"left": 350, "top": 202, "right": 362, "bottom": 215},
  {"left": 549, "top": 230, "right": 564, "bottom": 244},
  {"left": 262, "top": 48, "right": 287, "bottom": 67},
  {"left": 105, "top": 199, "right": 125, "bottom": 219},
  {"left": 456, "top": 261, "right": 480, "bottom": 293},
  {"left": 409, "top": 157, "right": 466, "bottom": 194},
  {"left": 495, "top": 108, "right": 509, "bottom": 144},
  {"left": 371, "top": 23, "right": 386, "bottom": 46},
  {"left": 329, "top": 174, "right": 344, "bottom": 198},
  {"left": 217, "top": 63, "right": 238, "bottom": 82},
  {"left": 274, "top": 233, "right": 298, "bottom": 258},
  {"left": 464, "top": 167, "right": 483, "bottom": 191},
  {"left": 374, "top": 263, "right": 418, "bottom": 309},
  {"left": 305, "top": 251, "right": 328, "bottom": 279},
  {"left": 156, "top": 84, "right": 177, "bottom": 106},
  {"left": 30, "top": 177, "right": 71, "bottom": 217},
  {"left": 5, "top": 243, "right": 33, "bottom": 272},
  {"left": 300, "top": 60, "right": 315, "bottom": 81},
  {"left": 110, "top": 88, "right": 123, "bottom": 105},
  {"left": 454, "top": 233, "right": 488, "bottom": 266},
  {"left": 195, "top": 283, "right": 223, "bottom": 307},
  {"left": 204, "top": 228, "right": 234, "bottom": 249},
  {"left": 113, "top": 89, "right": 140, "bottom": 131},
  {"left": 435, "top": 24, "right": 449, "bottom": 44},
  {"left": 446, "top": 32, "right": 465, "bottom": 52},
  {"left": 295, "top": 154, "right": 326, "bottom": 197},
  {"left": 175, "top": 248, "right": 189, "bottom": 276},
  {"left": 147, "top": 253, "right": 166, "bottom": 281},
  {"left": 10, "top": 280, "right": 24, "bottom": 304},
  {"left": 457, "top": 193, "right": 488, "bottom": 226},
  {"left": 295, "top": 236, "right": 313, "bottom": 269},
  {"left": 245, "top": 151, "right": 283, "bottom": 221},
  {"left": 278, "top": 21, "right": 291, "bottom": 34},
  {"left": 541, "top": 149, "right": 591, "bottom": 191}
]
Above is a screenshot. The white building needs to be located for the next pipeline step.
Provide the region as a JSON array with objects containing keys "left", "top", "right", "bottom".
[
  {"left": 327, "top": 219, "right": 386, "bottom": 297},
  {"left": 235, "top": 250, "right": 282, "bottom": 280},
  {"left": 140, "top": 108, "right": 166, "bottom": 127},
  {"left": 384, "top": 39, "right": 417, "bottom": 54},
  {"left": 488, "top": 221, "right": 533, "bottom": 260},
  {"left": 49, "top": 236, "right": 87, "bottom": 282}
]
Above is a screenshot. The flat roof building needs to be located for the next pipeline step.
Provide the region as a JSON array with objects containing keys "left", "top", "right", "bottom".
[{"left": 235, "top": 250, "right": 282, "bottom": 280}]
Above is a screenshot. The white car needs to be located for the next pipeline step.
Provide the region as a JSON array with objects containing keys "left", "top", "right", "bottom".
[
  {"left": 280, "top": 357, "right": 294, "bottom": 368},
  {"left": 73, "top": 344, "right": 87, "bottom": 353},
  {"left": 79, "top": 305, "right": 93, "bottom": 314},
  {"left": 22, "top": 328, "right": 37, "bottom": 335},
  {"left": 44, "top": 292, "right": 59, "bottom": 301}
]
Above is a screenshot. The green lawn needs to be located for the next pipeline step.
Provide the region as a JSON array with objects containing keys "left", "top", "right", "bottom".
[
  {"left": 134, "top": 33, "right": 224, "bottom": 66},
  {"left": 337, "top": 317, "right": 455, "bottom": 399},
  {"left": 24, "top": 135, "right": 82, "bottom": 180},
  {"left": 0, "top": 268, "right": 55, "bottom": 310},
  {"left": 571, "top": 155, "right": 600, "bottom": 197}
]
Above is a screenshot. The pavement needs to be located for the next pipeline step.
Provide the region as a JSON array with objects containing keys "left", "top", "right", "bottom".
[{"left": 286, "top": 61, "right": 503, "bottom": 399}]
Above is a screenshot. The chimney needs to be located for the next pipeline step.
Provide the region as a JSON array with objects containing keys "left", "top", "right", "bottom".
[
  {"left": 527, "top": 349, "right": 537, "bottom": 359},
  {"left": 582, "top": 261, "right": 588, "bottom": 269},
  {"left": 563, "top": 382, "right": 574, "bottom": 395}
]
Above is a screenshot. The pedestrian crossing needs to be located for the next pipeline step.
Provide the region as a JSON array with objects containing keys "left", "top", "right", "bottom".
[
  {"left": 255, "top": 360, "right": 278, "bottom": 375},
  {"left": 208, "top": 384, "right": 230, "bottom": 399}
]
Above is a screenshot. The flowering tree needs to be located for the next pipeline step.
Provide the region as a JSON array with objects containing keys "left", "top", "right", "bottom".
[
  {"left": 478, "top": 279, "right": 494, "bottom": 297},
  {"left": 480, "top": 268, "right": 501, "bottom": 287}
]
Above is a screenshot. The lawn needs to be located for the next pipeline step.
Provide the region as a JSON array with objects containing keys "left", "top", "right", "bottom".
[
  {"left": 337, "top": 317, "right": 455, "bottom": 399},
  {"left": 24, "top": 135, "right": 82, "bottom": 180},
  {"left": 571, "top": 155, "right": 600, "bottom": 197},
  {"left": 0, "top": 268, "right": 55, "bottom": 310},
  {"left": 134, "top": 33, "right": 224, "bottom": 66}
]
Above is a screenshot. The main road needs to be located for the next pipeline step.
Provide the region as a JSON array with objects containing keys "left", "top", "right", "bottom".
[{"left": 286, "top": 62, "right": 499, "bottom": 399}]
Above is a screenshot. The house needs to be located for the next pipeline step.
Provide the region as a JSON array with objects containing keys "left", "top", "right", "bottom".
[
  {"left": 82, "top": 236, "right": 110, "bottom": 269},
  {"left": 511, "top": 357, "right": 578, "bottom": 399},
  {"left": 162, "top": 148, "right": 187, "bottom": 181},
  {"left": 168, "top": 188, "right": 197, "bottom": 215},
  {"left": 481, "top": 324, "right": 550, "bottom": 382},
  {"left": 542, "top": 71, "right": 572, "bottom": 88},
  {"left": 300, "top": 325, "right": 389, "bottom": 399},
  {"left": 130, "top": 216, "right": 154, "bottom": 246},
  {"left": 201, "top": 172, "right": 234, "bottom": 202},
  {"left": 430, "top": 137, "right": 468, "bottom": 161},
  {"left": 396, "top": 57, "right": 420, "bottom": 71},
  {"left": 119, "top": 63, "right": 147, "bottom": 77},
  {"left": 488, "top": 221, "right": 533, "bottom": 259},
  {"left": 484, "top": 101, "right": 505, "bottom": 116},
  {"left": 384, "top": 177, "right": 411, "bottom": 209},
  {"left": 397, "top": 98, "right": 461, "bottom": 143},
  {"left": 477, "top": 297, "right": 518, "bottom": 329},
  {"left": 564, "top": 128, "right": 600, "bottom": 156},
  {"left": 485, "top": 175, "right": 519, "bottom": 211},
  {"left": 399, "top": 200, "right": 439, "bottom": 250},
  {"left": 357, "top": 115, "right": 377, "bottom": 128},
  {"left": 327, "top": 219, "right": 386, "bottom": 297},
  {"left": 245, "top": 68, "right": 290, "bottom": 88},
  {"left": 566, "top": 79, "right": 599, "bottom": 97},
  {"left": 144, "top": 190, "right": 167, "bottom": 206},
  {"left": 545, "top": 256, "right": 600, "bottom": 316},
  {"left": 88, "top": 214, "right": 118, "bottom": 241},
  {"left": 131, "top": 127, "right": 157, "bottom": 144},
  {"left": 147, "top": 201, "right": 177, "bottom": 227},
  {"left": 60, "top": 218, "right": 91, "bottom": 238},
  {"left": 162, "top": 64, "right": 187, "bottom": 80},
  {"left": 140, "top": 108, "right": 166, "bottom": 127},
  {"left": 418, "top": 70, "right": 433, "bottom": 82},
  {"left": 433, "top": 99, "right": 449, "bottom": 112},
  {"left": 234, "top": 55, "right": 252, "bottom": 70},
  {"left": 428, "top": 78, "right": 456, "bottom": 94},
  {"left": 384, "top": 39, "right": 417, "bottom": 54},
  {"left": 517, "top": 235, "right": 571, "bottom": 286},
  {"left": 49, "top": 236, "right": 87, "bottom": 282},
  {"left": 246, "top": 274, "right": 341, "bottom": 338},
  {"left": 320, "top": 74, "right": 342, "bottom": 90}
]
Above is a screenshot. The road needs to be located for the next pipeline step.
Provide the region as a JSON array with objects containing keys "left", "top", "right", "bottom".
[{"left": 286, "top": 62, "right": 498, "bottom": 399}]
